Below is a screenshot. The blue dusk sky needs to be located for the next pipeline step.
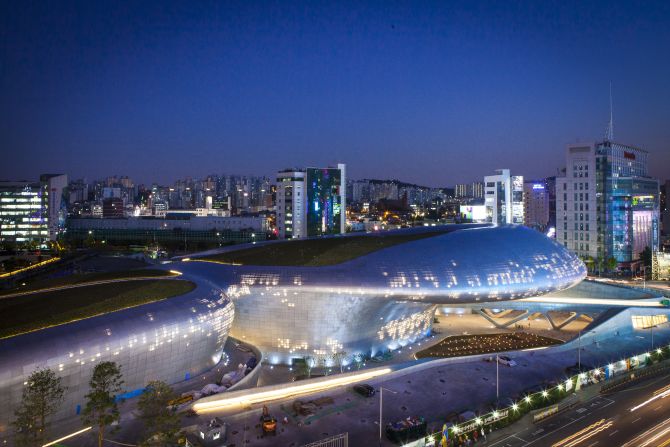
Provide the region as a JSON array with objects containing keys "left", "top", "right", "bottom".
[{"left": 1, "top": 0, "right": 669, "bottom": 186}]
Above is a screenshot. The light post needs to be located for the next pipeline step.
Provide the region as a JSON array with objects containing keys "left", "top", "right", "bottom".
[
  {"left": 379, "top": 386, "right": 397, "bottom": 446},
  {"left": 651, "top": 324, "right": 655, "bottom": 351},
  {"left": 496, "top": 354, "right": 499, "bottom": 401},
  {"left": 577, "top": 330, "right": 596, "bottom": 371}
]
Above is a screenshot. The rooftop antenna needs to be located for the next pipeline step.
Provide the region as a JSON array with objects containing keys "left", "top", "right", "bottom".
[{"left": 605, "top": 82, "right": 614, "bottom": 141}]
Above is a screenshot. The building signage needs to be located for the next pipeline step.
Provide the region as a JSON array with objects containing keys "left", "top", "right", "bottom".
[
  {"left": 624, "top": 151, "right": 636, "bottom": 160},
  {"left": 533, "top": 405, "right": 558, "bottom": 422},
  {"left": 532, "top": 184, "right": 545, "bottom": 190},
  {"left": 457, "top": 409, "right": 509, "bottom": 433}
]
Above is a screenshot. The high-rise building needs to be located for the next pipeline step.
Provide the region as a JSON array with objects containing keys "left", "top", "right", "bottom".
[
  {"left": 0, "top": 181, "right": 49, "bottom": 246},
  {"left": 276, "top": 164, "right": 346, "bottom": 239},
  {"left": 661, "top": 180, "right": 669, "bottom": 243},
  {"left": 556, "top": 141, "right": 660, "bottom": 264},
  {"left": 472, "top": 181, "right": 484, "bottom": 199},
  {"left": 484, "top": 169, "right": 524, "bottom": 225},
  {"left": 40, "top": 174, "right": 68, "bottom": 241},
  {"left": 524, "top": 180, "right": 550, "bottom": 231}
]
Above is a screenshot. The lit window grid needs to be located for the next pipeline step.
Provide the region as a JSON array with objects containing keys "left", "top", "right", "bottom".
[{"left": 0, "top": 290, "right": 233, "bottom": 434}]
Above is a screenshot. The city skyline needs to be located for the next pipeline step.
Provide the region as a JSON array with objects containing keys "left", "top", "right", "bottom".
[{"left": 2, "top": 1, "right": 670, "bottom": 186}]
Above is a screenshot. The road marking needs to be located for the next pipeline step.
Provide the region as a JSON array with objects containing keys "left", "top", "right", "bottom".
[
  {"left": 522, "top": 415, "right": 585, "bottom": 446},
  {"left": 656, "top": 405, "right": 664, "bottom": 411},
  {"left": 513, "top": 434, "right": 528, "bottom": 442},
  {"left": 608, "top": 430, "right": 619, "bottom": 437},
  {"left": 632, "top": 417, "right": 641, "bottom": 423},
  {"left": 576, "top": 408, "right": 587, "bottom": 414}
]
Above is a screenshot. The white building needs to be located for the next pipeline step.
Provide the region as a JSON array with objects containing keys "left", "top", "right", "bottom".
[
  {"left": 276, "top": 170, "right": 306, "bottom": 239},
  {"left": 484, "top": 169, "right": 524, "bottom": 225}
]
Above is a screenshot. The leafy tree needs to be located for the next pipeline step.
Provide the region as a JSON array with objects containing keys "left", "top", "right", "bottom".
[
  {"left": 332, "top": 351, "right": 348, "bottom": 373},
  {"left": 136, "top": 381, "right": 181, "bottom": 446},
  {"left": 82, "top": 361, "right": 124, "bottom": 447},
  {"left": 640, "top": 246, "right": 652, "bottom": 267},
  {"left": 353, "top": 353, "right": 365, "bottom": 370},
  {"left": 12, "top": 368, "right": 65, "bottom": 446},
  {"left": 607, "top": 257, "right": 618, "bottom": 272}
]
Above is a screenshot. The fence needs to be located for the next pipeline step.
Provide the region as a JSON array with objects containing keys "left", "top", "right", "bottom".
[{"left": 301, "top": 432, "right": 348, "bottom": 447}]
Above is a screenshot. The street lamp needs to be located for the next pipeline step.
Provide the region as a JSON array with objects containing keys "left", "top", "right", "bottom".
[
  {"left": 379, "top": 386, "right": 398, "bottom": 446},
  {"left": 577, "top": 330, "right": 596, "bottom": 371}
]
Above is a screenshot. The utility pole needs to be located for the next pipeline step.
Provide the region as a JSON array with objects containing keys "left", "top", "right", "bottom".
[{"left": 379, "top": 387, "right": 397, "bottom": 446}]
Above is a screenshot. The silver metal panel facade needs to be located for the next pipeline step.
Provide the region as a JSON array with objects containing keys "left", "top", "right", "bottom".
[
  {"left": 179, "top": 225, "right": 585, "bottom": 363},
  {"left": 0, "top": 286, "right": 233, "bottom": 440},
  {"left": 231, "top": 290, "right": 436, "bottom": 364}
]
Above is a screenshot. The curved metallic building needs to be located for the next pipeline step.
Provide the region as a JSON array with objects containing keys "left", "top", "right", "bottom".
[
  {"left": 0, "top": 282, "right": 233, "bottom": 437},
  {"left": 179, "top": 225, "right": 586, "bottom": 364}
]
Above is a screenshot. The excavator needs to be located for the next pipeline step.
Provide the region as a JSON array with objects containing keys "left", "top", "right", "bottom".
[{"left": 260, "top": 405, "right": 277, "bottom": 435}]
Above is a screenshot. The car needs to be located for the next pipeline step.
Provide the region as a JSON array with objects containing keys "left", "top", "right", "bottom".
[
  {"left": 353, "top": 384, "right": 376, "bottom": 397},
  {"left": 498, "top": 355, "right": 517, "bottom": 367}
]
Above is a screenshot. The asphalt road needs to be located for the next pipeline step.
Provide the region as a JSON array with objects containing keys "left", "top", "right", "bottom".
[{"left": 490, "top": 374, "right": 670, "bottom": 447}]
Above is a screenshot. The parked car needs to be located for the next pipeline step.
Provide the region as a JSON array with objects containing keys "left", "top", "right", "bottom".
[
  {"left": 353, "top": 384, "right": 376, "bottom": 397},
  {"left": 498, "top": 355, "right": 517, "bottom": 367}
]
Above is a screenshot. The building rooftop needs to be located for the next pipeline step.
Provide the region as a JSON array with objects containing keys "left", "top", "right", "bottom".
[
  {"left": 0, "top": 271, "right": 195, "bottom": 339},
  {"left": 196, "top": 225, "right": 471, "bottom": 266}
]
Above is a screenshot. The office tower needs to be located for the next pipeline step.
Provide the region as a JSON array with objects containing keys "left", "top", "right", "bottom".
[
  {"left": 524, "top": 180, "right": 550, "bottom": 231},
  {"left": 661, "top": 180, "right": 669, "bottom": 242},
  {"left": 276, "top": 164, "right": 346, "bottom": 239},
  {"left": 39, "top": 174, "right": 68, "bottom": 241},
  {"left": 556, "top": 141, "right": 659, "bottom": 264},
  {"left": 0, "top": 181, "right": 49, "bottom": 246},
  {"left": 484, "top": 169, "right": 524, "bottom": 225}
]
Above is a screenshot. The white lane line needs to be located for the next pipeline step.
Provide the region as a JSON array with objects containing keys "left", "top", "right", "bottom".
[
  {"left": 522, "top": 415, "right": 585, "bottom": 446},
  {"left": 632, "top": 417, "right": 642, "bottom": 423},
  {"left": 609, "top": 430, "right": 619, "bottom": 437}
]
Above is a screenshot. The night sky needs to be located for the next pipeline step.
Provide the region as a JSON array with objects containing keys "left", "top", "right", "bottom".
[{"left": 2, "top": 1, "right": 669, "bottom": 186}]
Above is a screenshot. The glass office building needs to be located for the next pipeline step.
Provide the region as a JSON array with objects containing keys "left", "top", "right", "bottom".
[
  {"left": 276, "top": 164, "right": 346, "bottom": 239},
  {"left": 597, "top": 141, "right": 660, "bottom": 262},
  {"left": 306, "top": 167, "right": 344, "bottom": 236},
  {"left": 0, "top": 181, "right": 49, "bottom": 245},
  {"left": 557, "top": 140, "right": 660, "bottom": 264}
]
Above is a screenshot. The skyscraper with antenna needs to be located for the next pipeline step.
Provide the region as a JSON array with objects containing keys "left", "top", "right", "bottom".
[
  {"left": 605, "top": 82, "right": 614, "bottom": 142},
  {"left": 556, "top": 85, "right": 660, "bottom": 267}
]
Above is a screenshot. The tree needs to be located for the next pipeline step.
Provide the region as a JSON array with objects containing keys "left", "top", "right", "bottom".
[
  {"left": 353, "top": 353, "right": 365, "bottom": 370},
  {"left": 82, "top": 361, "right": 124, "bottom": 447},
  {"left": 332, "top": 351, "right": 348, "bottom": 373},
  {"left": 302, "top": 356, "right": 315, "bottom": 378},
  {"left": 607, "top": 257, "right": 618, "bottom": 272},
  {"left": 136, "top": 381, "right": 181, "bottom": 446},
  {"left": 640, "top": 246, "right": 652, "bottom": 268},
  {"left": 12, "top": 368, "right": 65, "bottom": 446}
]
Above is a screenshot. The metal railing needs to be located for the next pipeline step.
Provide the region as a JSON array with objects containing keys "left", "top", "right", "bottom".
[{"left": 301, "top": 432, "right": 348, "bottom": 447}]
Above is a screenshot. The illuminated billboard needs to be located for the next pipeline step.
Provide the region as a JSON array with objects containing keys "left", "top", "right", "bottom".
[{"left": 460, "top": 205, "right": 487, "bottom": 222}]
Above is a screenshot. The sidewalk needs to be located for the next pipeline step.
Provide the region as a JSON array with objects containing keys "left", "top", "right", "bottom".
[{"left": 481, "top": 382, "right": 602, "bottom": 446}]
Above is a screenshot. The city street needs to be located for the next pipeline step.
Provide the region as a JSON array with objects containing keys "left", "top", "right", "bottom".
[{"left": 490, "top": 374, "right": 670, "bottom": 447}]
